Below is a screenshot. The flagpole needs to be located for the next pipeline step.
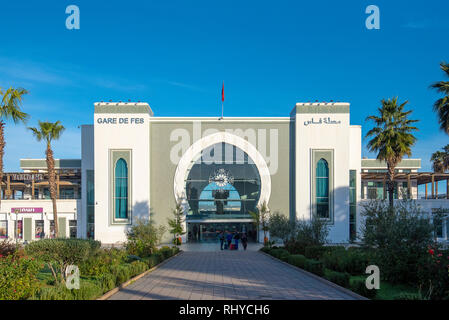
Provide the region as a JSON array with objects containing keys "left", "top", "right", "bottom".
[{"left": 221, "top": 81, "right": 224, "bottom": 119}]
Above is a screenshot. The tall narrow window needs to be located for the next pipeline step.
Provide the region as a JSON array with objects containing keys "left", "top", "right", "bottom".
[
  {"left": 349, "top": 170, "right": 357, "bottom": 241},
  {"left": 115, "top": 158, "right": 128, "bottom": 219},
  {"left": 316, "top": 159, "right": 329, "bottom": 219}
]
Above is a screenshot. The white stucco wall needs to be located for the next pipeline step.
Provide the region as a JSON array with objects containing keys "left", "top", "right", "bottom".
[
  {"left": 94, "top": 104, "right": 151, "bottom": 244},
  {"left": 294, "top": 103, "right": 356, "bottom": 243},
  {"left": 0, "top": 199, "right": 79, "bottom": 240}
]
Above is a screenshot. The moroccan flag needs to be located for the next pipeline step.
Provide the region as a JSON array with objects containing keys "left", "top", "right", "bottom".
[{"left": 221, "top": 82, "right": 225, "bottom": 102}]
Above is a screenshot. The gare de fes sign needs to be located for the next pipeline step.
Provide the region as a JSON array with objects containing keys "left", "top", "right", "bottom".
[{"left": 11, "top": 208, "right": 43, "bottom": 214}]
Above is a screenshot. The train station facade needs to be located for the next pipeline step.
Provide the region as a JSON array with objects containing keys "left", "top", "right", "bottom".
[{"left": 1, "top": 101, "right": 449, "bottom": 244}]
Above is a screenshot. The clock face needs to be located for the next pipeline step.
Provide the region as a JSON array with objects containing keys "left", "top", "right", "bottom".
[{"left": 209, "top": 168, "right": 234, "bottom": 188}]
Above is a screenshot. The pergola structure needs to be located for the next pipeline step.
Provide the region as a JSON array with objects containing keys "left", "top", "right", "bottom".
[
  {"left": 1, "top": 171, "right": 81, "bottom": 200},
  {"left": 361, "top": 172, "right": 449, "bottom": 199}
]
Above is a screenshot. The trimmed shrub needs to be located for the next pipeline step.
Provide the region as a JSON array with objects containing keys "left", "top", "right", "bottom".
[
  {"left": 304, "top": 259, "right": 324, "bottom": 277},
  {"left": 152, "top": 252, "right": 164, "bottom": 264},
  {"left": 270, "top": 248, "right": 290, "bottom": 261},
  {"left": 33, "top": 285, "right": 74, "bottom": 300},
  {"left": 349, "top": 278, "right": 377, "bottom": 299},
  {"left": 284, "top": 239, "right": 306, "bottom": 255},
  {"left": 287, "top": 254, "right": 307, "bottom": 269},
  {"left": 0, "top": 254, "right": 42, "bottom": 300},
  {"left": 26, "top": 239, "right": 100, "bottom": 284},
  {"left": 130, "top": 261, "right": 148, "bottom": 277},
  {"left": 111, "top": 265, "right": 133, "bottom": 286},
  {"left": 159, "top": 246, "right": 174, "bottom": 260},
  {"left": 324, "top": 270, "right": 350, "bottom": 288},
  {"left": 305, "top": 246, "right": 328, "bottom": 260},
  {"left": 98, "top": 273, "right": 117, "bottom": 293},
  {"left": 260, "top": 246, "right": 272, "bottom": 254},
  {"left": 321, "top": 249, "right": 370, "bottom": 275},
  {"left": 79, "top": 248, "right": 128, "bottom": 277},
  {"left": 72, "top": 281, "right": 103, "bottom": 300}
]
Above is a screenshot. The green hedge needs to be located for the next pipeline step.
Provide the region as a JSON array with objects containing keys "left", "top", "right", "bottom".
[
  {"left": 260, "top": 246, "right": 272, "bottom": 254},
  {"left": 324, "top": 270, "right": 350, "bottom": 288},
  {"left": 270, "top": 248, "right": 290, "bottom": 261},
  {"left": 33, "top": 280, "right": 104, "bottom": 300},
  {"left": 98, "top": 273, "right": 116, "bottom": 293},
  {"left": 349, "top": 278, "right": 377, "bottom": 299},
  {"left": 304, "top": 259, "right": 325, "bottom": 277},
  {"left": 287, "top": 254, "right": 307, "bottom": 269},
  {"left": 322, "top": 249, "right": 370, "bottom": 275},
  {"left": 304, "top": 245, "right": 346, "bottom": 260}
]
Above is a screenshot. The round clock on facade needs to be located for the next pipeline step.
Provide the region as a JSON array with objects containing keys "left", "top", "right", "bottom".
[{"left": 209, "top": 168, "right": 234, "bottom": 188}]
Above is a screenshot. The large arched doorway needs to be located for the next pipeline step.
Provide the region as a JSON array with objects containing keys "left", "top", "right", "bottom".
[{"left": 174, "top": 132, "right": 271, "bottom": 243}]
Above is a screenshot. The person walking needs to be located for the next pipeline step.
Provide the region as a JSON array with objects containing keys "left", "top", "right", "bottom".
[
  {"left": 241, "top": 232, "right": 248, "bottom": 251},
  {"left": 226, "top": 231, "right": 233, "bottom": 249},
  {"left": 219, "top": 231, "right": 225, "bottom": 250},
  {"left": 233, "top": 232, "right": 240, "bottom": 250}
]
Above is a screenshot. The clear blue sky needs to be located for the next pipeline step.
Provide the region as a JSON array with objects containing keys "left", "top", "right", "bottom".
[{"left": 0, "top": 0, "right": 448, "bottom": 173}]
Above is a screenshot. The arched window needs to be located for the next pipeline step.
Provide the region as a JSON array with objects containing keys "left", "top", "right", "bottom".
[
  {"left": 316, "top": 158, "right": 329, "bottom": 219},
  {"left": 115, "top": 158, "right": 128, "bottom": 219}
]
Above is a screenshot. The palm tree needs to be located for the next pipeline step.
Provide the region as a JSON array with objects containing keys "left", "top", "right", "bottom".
[
  {"left": 0, "top": 87, "right": 28, "bottom": 204},
  {"left": 430, "top": 144, "right": 449, "bottom": 173},
  {"left": 28, "top": 121, "right": 65, "bottom": 237},
  {"left": 430, "top": 62, "right": 449, "bottom": 134},
  {"left": 366, "top": 97, "right": 419, "bottom": 209}
]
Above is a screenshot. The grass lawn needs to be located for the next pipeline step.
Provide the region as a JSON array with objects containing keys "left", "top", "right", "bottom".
[{"left": 350, "top": 275, "right": 419, "bottom": 300}]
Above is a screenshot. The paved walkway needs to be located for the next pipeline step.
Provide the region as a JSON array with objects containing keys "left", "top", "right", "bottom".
[{"left": 108, "top": 250, "right": 360, "bottom": 300}]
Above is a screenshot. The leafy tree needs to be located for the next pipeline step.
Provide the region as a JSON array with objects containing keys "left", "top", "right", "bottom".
[
  {"left": 268, "top": 212, "right": 295, "bottom": 245},
  {"left": 249, "top": 200, "right": 270, "bottom": 243},
  {"left": 360, "top": 200, "right": 434, "bottom": 284},
  {"left": 365, "top": 97, "right": 418, "bottom": 208},
  {"left": 28, "top": 121, "right": 65, "bottom": 237},
  {"left": 430, "top": 144, "right": 449, "bottom": 173},
  {"left": 126, "top": 218, "right": 166, "bottom": 257},
  {"left": 430, "top": 62, "right": 449, "bottom": 134},
  {"left": 25, "top": 238, "right": 100, "bottom": 284},
  {"left": 167, "top": 200, "right": 186, "bottom": 245},
  {"left": 0, "top": 87, "right": 28, "bottom": 204}
]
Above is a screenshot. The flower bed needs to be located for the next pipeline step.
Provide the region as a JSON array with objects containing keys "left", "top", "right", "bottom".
[
  {"left": 261, "top": 245, "right": 420, "bottom": 300},
  {"left": 0, "top": 239, "right": 180, "bottom": 300}
]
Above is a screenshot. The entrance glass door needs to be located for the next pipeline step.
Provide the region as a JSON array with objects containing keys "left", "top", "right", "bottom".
[{"left": 187, "top": 222, "right": 256, "bottom": 242}]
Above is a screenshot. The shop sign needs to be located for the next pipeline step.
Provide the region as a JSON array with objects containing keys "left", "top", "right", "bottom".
[
  {"left": 11, "top": 208, "right": 44, "bottom": 214},
  {"left": 10, "top": 173, "right": 44, "bottom": 181}
]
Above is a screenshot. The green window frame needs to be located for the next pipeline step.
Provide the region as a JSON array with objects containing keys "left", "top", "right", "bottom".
[
  {"left": 114, "top": 158, "right": 129, "bottom": 220},
  {"left": 349, "top": 170, "right": 357, "bottom": 242},
  {"left": 316, "top": 159, "right": 330, "bottom": 219}
]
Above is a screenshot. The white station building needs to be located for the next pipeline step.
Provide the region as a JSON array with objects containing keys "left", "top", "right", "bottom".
[{"left": 1, "top": 101, "right": 449, "bottom": 244}]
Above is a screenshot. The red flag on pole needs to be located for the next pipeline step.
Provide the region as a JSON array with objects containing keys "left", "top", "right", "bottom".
[{"left": 221, "top": 82, "right": 225, "bottom": 102}]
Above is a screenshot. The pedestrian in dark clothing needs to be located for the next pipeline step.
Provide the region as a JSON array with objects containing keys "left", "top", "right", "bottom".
[
  {"left": 226, "top": 231, "right": 233, "bottom": 249},
  {"left": 241, "top": 233, "right": 248, "bottom": 250},
  {"left": 219, "top": 231, "right": 225, "bottom": 250},
  {"left": 233, "top": 232, "right": 240, "bottom": 250}
]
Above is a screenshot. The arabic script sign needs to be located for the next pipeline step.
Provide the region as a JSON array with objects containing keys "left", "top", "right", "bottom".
[
  {"left": 11, "top": 208, "right": 44, "bottom": 214},
  {"left": 304, "top": 117, "right": 342, "bottom": 126}
]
